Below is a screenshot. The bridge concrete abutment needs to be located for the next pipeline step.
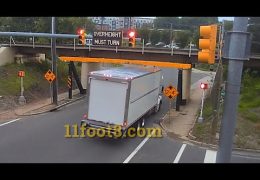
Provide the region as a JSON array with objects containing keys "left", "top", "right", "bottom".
[
  {"left": 81, "top": 62, "right": 101, "bottom": 89},
  {"left": 182, "top": 68, "right": 191, "bottom": 105},
  {"left": 0, "top": 47, "right": 16, "bottom": 66}
]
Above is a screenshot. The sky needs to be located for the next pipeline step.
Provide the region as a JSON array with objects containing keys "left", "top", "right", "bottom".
[
  {"left": 142, "top": 17, "right": 234, "bottom": 22},
  {"left": 218, "top": 17, "right": 234, "bottom": 22}
]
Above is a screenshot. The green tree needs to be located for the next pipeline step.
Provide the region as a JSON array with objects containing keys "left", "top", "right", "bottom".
[
  {"left": 154, "top": 17, "right": 218, "bottom": 32},
  {"left": 57, "top": 17, "right": 96, "bottom": 44},
  {"left": 154, "top": 17, "right": 180, "bottom": 29},
  {"left": 0, "top": 17, "right": 95, "bottom": 44},
  {"left": 191, "top": 28, "right": 199, "bottom": 48},
  {"left": 248, "top": 17, "right": 260, "bottom": 53},
  {"left": 160, "top": 30, "right": 171, "bottom": 45},
  {"left": 223, "top": 20, "right": 233, "bottom": 31},
  {"left": 175, "top": 30, "right": 192, "bottom": 48},
  {"left": 150, "top": 30, "right": 161, "bottom": 45},
  {"left": 137, "top": 27, "right": 150, "bottom": 44}
]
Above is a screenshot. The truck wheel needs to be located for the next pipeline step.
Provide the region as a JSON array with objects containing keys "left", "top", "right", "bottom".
[
  {"left": 121, "top": 130, "right": 128, "bottom": 139},
  {"left": 141, "top": 118, "right": 145, "bottom": 127},
  {"left": 154, "top": 101, "right": 161, "bottom": 113},
  {"left": 136, "top": 121, "right": 141, "bottom": 132}
]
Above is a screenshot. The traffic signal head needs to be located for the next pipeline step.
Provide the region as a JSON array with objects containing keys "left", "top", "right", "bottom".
[
  {"left": 200, "top": 83, "right": 208, "bottom": 90},
  {"left": 128, "top": 30, "right": 136, "bottom": 47},
  {"left": 198, "top": 25, "right": 217, "bottom": 64},
  {"left": 77, "top": 29, "right": 86, "bottom": 45}
]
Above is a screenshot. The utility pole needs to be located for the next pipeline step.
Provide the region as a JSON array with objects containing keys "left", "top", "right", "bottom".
[
  {"left": 101, "top": 17, "right": 105, "bottom": 30},
  {"left": 170, "top": 23, "right": 173, "bottom": 45},
  {"left": 51, "top": 17, "right": 58, "bottom": 105},
  {"left": 198, "top": 88, "right": 205, "bottom": 123},
  {"left": 129, "top": 17, "right": 132, "bottom": 29},
  {"left": 216, "top": 17, "right": 251, "bottom": 163}
]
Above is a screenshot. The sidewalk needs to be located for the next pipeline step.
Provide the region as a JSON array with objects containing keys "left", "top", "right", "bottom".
[
  {"left": 0, "top": 89, "right": 82, "bottom": 122},
  {"left": 161, "top": 74, "right": 214, "bottom": 140}
]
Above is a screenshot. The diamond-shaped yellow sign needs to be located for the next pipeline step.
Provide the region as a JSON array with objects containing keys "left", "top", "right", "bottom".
[
  {"left": 44, "top": 69, "right": 56, "bottom": 83},
  {"left": 163, "top": 85, "right": 178, "bottom": 99}
]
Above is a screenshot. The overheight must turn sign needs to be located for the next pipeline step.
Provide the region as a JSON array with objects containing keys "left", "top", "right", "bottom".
[{"left": 93, "top": 31, "right": 122, "bottom": 46}]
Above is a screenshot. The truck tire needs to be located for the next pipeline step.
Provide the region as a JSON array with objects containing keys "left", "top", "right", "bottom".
[
  {"left": 136, "top": 118, "right": 145, "bottom": 132},
  {"left": 121, "top": 130, "right": 128, "bottom": 139},
  {"left": 141, "top": 118, "right": 145, "bottom": 127},
  {"left": 154, "top": 100, "right": 161, "bottom": 113},
  {"left": 135, "top": 120, "right": 142, "bottom": 132}
]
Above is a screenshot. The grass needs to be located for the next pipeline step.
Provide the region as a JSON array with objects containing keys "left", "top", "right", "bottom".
[
  {"left": 192, "top": 95, "right": 215, "bottom": 143},
  {"left": 194, "top": 63, "right": 218, "bottom": 71},
  {"left": 202, "top": 97, "right": 214, "bottom": 119},
  {"left": 0, "top": 62, "right": 48, "bottom": 96},
  {"left": 239, "top": 71, "right": 260, "bottom": 123}
]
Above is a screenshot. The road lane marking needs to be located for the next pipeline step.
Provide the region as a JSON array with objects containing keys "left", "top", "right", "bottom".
[
  {"left": 0, "top": 118, "right": 21, "bottom": 127},
  {"left": 123, "top": 130, "right": 155, "bottom": 163},
  {"left": 173, "top": 144, "right": 187, "bottom": 163},
  {"left": 204, "top": 150, "right": 217, "bottom": 163}
]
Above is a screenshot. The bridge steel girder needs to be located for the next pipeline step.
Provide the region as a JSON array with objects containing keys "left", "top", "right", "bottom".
[
  {"left": 59, "top": 56, "right": 192, "bottom": 69},
  {"left": 13, "top": 45, "right": 197, "bottom": 64},
  {"left": 7, "top": 44, "right": 260, "bottom": 68}
]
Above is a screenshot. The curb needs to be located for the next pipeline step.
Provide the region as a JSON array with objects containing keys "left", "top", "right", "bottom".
[
  {"left": 161, "top": 116, "right": 260, "bottom": 154},
  {"left": 50, "top": 95, "right": 86, "bottom": 112},
  {"left": 188, "top": 128, "right": 260, "bottom": 154},
  {"left": 0, "top": 110, "right": 10, "bottom": 115},
  {"left": 15, "top": 95, "right": 86, "bottom": 116}
]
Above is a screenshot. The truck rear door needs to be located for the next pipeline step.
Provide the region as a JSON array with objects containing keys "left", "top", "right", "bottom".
[{"left": 88, "top": 78, "right": 128, "bottom": 125}]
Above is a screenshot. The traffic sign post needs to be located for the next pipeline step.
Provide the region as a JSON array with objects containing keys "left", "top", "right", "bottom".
[
  {"left": 163, "top": 85, "right": 179, "bottom": 122},
  {"left": 45, "top": 69, "right": 56, "bottom": 103},
  {"left": 198, "top": 83, "right": 208, "bottom": 123},
  {"left": 18, "top": 71, "right": 26, "bottom": 105}
]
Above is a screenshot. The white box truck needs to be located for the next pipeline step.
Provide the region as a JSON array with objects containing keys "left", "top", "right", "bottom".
[{"left": 81, "top": 66, "right": 163, "bottom": 136}]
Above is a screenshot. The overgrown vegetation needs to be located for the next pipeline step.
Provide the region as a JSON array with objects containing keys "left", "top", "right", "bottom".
[
  {"left": 192, "top": 68, "right": 260, "bottom": 149},
  {"left": 0, "top": 60, "right": 74, "bottom": 108},
  {"left": 239, "top": 70, "right": 260, "bottom": 123},
  {"left": 194, "top": 63, "right": 218, "bottom": 71}
]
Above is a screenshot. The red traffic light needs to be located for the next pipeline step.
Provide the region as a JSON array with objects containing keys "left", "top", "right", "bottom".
[
  {"left": 77, "top": 28, "right": 85, "bottom": 35},
  {"left": 80, "top": 29, "right": 85, "bottom": 35},
  {"left": 77, "top": 28, "right": 86, "bottom": 45},
  {"left": 200, "top": 83, "right": 208, "bottom": 89},
  {"left": 128, "top": 31, "right": 135, "bottom": 38}
]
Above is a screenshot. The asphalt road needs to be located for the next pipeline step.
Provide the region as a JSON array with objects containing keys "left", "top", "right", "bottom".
[{"left": 0, "top": 68, "right": 259, "bottom": 163}]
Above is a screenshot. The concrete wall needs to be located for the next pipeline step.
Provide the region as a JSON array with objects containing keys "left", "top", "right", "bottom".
[
  {"left": 182, "top": 69, "right": 191, "bottom": 104},
  {"left": 81, "top": 63, "right": 102, "bottom": 89},
  {"left": 0, "top": 47, "right": 16, "bottom": 66}
]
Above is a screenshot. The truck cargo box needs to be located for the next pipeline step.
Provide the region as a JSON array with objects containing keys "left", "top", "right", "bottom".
[{"left": 82, "top": 66, "right": 162, "bottom": 132}]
